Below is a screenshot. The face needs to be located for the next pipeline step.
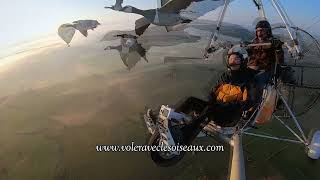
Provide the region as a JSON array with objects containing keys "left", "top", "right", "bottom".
[
  {"left": 256, "top": 27, "right": 268, "bottom": 40},
  {"left": 228, "top": 54, "right": 241, "bottom": 70}
]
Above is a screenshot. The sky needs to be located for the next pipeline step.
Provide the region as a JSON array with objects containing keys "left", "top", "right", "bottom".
[{"left": 0, "top": 0, "right": 319, "bottom": 49}]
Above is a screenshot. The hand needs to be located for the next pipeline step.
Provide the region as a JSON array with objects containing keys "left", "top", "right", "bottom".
[{"left": 240, "top": 41, "right": 250, "bottom": 47}]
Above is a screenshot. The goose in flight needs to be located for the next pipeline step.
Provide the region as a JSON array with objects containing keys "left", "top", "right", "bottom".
[
  {"left": 105, "top": 0, "right": 233, "bottom": 36},
  {"left": 101, "top": 27, "right": 201, "bottom": 51},
  {"left": 104, "top": 0, "right": 123, "bottom": 10},
  {"left": 104, "top": 34, "right": 148, "bottom": 70},
  {"left": 101, "top": 27, "right": 202, "bottom": 69},
  {"left": 58, "top": 20, "right": 101, "bottom": 45}
]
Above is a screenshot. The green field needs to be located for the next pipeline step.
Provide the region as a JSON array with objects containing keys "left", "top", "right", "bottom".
[{"left": 0, "top": 33, "right": 319, "bottom": 180}]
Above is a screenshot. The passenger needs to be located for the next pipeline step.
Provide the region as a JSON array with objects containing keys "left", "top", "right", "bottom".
[
  {"left": 207, "top": 47, "right": 257, "bottom": 125},
  {"left": 210, "top": 49, "right": 257, "bottom": 105},
  {"left": 172, "top": 47, "right": 257, "bottom": 127}
]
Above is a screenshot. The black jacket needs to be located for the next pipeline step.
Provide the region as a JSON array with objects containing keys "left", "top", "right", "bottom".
[{"left": 209, "top": 67, "right": 257, "bottom": 111}]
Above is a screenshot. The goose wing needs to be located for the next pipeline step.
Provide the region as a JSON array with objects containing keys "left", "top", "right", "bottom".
[
  {"left": 115, "top": 0, "right": 123, "bottom": 7},
  {"left": 135, "top": 17, "right": 151, "bottom": 36},
  {"left": 161, "top": 0, "right": 232, "bottom": 20},
  {"left": 72, "top": 20, "right": 101, "bottom": 37},
  {"left": 135, "top": 44, "right": 147, "bottom": 59},
  {"left": 160, "top": 0, "right": 215, "bottom": 13},
  {"left": 160, "top": 0, "right": 195, "bottom": 13},
  {"left": 58, "top": 24, "right": 76, "bottom": 45},
  {"left": 126, "top": 51, "right": 141, "bottom": 70},
  {"left": 120, "top": 53, "right": 129, "bottom": 67}
]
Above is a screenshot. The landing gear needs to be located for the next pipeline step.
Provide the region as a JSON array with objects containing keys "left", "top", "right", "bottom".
[
  {"left": 148, "top": 129, "right": 185, "bottom": 167},
  {"left": 307, "top": 129, "right": 320, "bottom": 160},
  {"left": 144, "top": 99, "right": 210, "bottom": 167}
]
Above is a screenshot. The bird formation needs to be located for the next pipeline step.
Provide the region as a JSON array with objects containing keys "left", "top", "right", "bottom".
[
  {"left": 58, "top": 0, "right": 231, "bottom": 45},
  {"left": 105, "top": 0, "right": 230, "bottom": 35},
  {"left": 57, "top": 0, "right": 234, "bottom": 70}
]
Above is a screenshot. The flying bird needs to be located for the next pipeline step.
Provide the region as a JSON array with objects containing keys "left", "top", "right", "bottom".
[
  {"left": 58, "top": 20, "right": 101, "bottom": 46},
  {"left": 104, "top": 0, "right": 123, "bottom": 10},
  {"left": 105, "top": 0, "right": 233, "bottom": 36},
  {"left": 104, "top": 34, "right": 148, "bottom": 70}
]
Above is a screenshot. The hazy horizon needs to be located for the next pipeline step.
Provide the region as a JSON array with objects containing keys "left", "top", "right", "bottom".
[{"left": 0, "top": 0, "right": 319, "bottom": 48}]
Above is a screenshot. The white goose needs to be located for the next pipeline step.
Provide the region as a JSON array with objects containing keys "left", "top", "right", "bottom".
[
  {"left": 104, "top": 34, "right": 148, "bottom": 70},
  {"left": 105, "top": 0, "right": 233, "bottom": 36},
  {"left": 58, "top": 20, "right": 101, "bottom": 45}
]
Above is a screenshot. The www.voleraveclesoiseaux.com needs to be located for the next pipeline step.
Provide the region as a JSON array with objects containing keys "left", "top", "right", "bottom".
[{"left": 96, "top": 142, "right": 224, "bottom": 152}]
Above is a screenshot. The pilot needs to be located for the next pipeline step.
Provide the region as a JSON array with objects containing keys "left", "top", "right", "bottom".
[{"left": 247, "top": 20, "right": 284, "bottom": 94}]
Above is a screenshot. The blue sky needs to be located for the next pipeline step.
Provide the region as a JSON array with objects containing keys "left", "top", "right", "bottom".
[{"left": 0, "top": 0, "right": 319, "bottom": 48}]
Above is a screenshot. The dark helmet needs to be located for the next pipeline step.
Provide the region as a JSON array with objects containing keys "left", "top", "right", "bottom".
[{"left": 255, "top": 20, "right": 273, "bottom": 38}]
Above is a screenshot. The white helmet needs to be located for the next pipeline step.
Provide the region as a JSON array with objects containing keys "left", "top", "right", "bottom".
[
  {"left": 227, "top": 45, "right": 248, "bottom": 59},
  {"left": 226, "top": 45, "right": 248, "bottom": 70}
]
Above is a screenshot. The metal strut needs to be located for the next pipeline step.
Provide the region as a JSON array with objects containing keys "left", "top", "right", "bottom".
[
  {"left": 229, "top": 133, "right": 246, "bottom": 180},
  {"left": 204, "top": 0, "right": 230, "bottom": 57},
  {"left": 277, "top": 89, "right": 308, "bottom": 142},
  {"left": 243, "top": 132, "right": 304, "bottom": 144},
  {"left": 270, "top": 0, "right": 302, "bottom": 58},
  {"left": 252, "top": 0, "right": 266, "bottom": 19}
]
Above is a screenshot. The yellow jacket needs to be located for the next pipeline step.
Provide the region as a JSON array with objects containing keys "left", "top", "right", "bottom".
[{"left": 215, "top": 84, "right": 248, "bottom": 103}]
